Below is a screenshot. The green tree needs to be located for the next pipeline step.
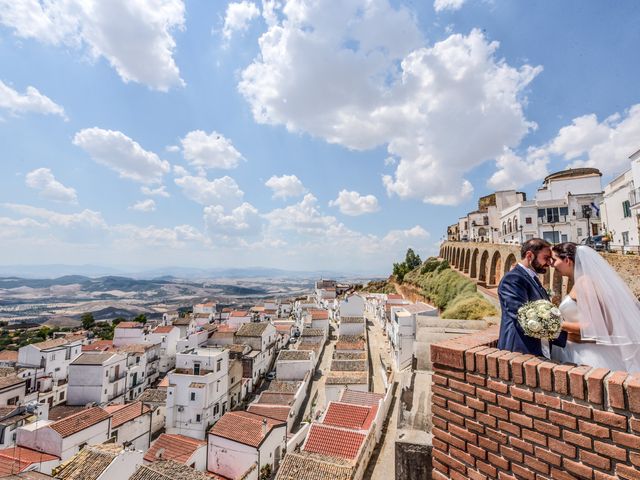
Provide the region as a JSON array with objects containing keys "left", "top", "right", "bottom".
[
  {"left": 81, "top": 313, "right": 95, "bottom": 330},
  {"left": 133, "top": 314, "right": 147, "bottom": 324},
  {"left": 405, "top": 248, "right": 422, "bottom": 270},
  {"left": 37, "top": 326, "right": 52, "bottom": 339},
  {"left": 393, "top": 261, "right": 410, "bottom": 283}
]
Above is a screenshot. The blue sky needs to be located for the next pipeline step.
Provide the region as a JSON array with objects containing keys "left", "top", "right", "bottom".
[{"left": 0, "top": 0, "right": 639, "bottom": 273}]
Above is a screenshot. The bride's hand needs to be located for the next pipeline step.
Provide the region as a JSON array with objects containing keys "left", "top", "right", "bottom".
[{"left": 562, "top": 321, "right": 583, "bottom": 343}]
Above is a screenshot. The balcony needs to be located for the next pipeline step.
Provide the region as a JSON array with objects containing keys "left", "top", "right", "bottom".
[
  {"left": 538, "top": 215, "right": 568, "bottom": 224},
  {"left": 630, "top": 187, "right": 640, "bottom": 207},
  {"left": 109, "top": 372, "right": 127, "bottom": 383},
  {"left": 174, "top": 368, "right": 213, "bottom": 376}
]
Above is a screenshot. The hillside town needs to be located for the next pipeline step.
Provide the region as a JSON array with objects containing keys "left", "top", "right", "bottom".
[
  {"left": 0, "top": 279, "right": 444, "bottom": 480},
  {"left": 447, "top": 149, "right": 640, "bottom": 252}
]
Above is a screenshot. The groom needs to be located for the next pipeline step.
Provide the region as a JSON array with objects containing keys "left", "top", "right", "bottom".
[{"left": 497, "top": 238, "right": 567, "bottom": 357}]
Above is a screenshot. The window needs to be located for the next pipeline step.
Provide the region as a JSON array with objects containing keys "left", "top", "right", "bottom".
[
  {"left": 623, "top": 200, "right": 632, "bottom": 218},
  {"left": 622, "top": 232, "right": 629, "bottom": 245},
  {"left": 136, "top": 357, "right": 140, "bottom": 364},
  {"left": 214, "top": 403, "right": 219, "bottom": 416},
  {"left": 577, "top": 227, "right": 583, "bottom": 237},
  {"left": 193, "top": 362, "right": 201, "bottom": 375},
  {"left": 537, "top": 209, "right": 545, "bottom": 218},
  {"left": 59, "top": 392, "right": 64, "bottom": 401},
  {"left": 216, "top": 359, "right": 222, "bottom": 372},
  {"left": 559, "top": 207, "right": 569, "bottom": 216},
  {"left": 7, "top": 397, "right": 18, "bottom": 406},
  {"left": 106, "top": 371, "right": 109, "bottom": 378},
  {"left": 196, "top": 414, "right": 201, "bottom": 423},
  {"left": 190, "top": 392, "right": 196, "bottom": 401},
  {"left": 525, "top": 217, "right": 532, "bottom": 224}
]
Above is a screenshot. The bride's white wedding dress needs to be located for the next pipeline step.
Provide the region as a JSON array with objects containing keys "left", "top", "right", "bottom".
[{"left": 552, "top": 296, "right": 640, "bottom": 373}]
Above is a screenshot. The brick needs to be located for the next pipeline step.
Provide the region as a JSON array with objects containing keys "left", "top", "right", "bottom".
[
  {"left": 594, "top": 440, "right": 627, "bottom": 461},
  {"left": 433, "top": 385, "right": 465, "bottom": 403},
  {"left": 498, "top": 472, "right": 518, "bottom": 480},
  {"left": 432, "top": 468, "right": 448, "bottom": 480},
  {"left": 431, "top": 342, "right": 468, "bottom": 370},
  {"left": 487, "top": 379, "right": 509, "bottom": 394},
  {"left": 465, "top": 418, "right": 485, "bottom": 434},
  {"left": 524, "top": 357, "right": 543, "bottom": 387},
  {"left": 616, "top": 464, "right": 640, "bottom": 480},
  {"left": 561, "top": 400, "right": 592, "bottom": 419},
  {"left": 467, "top": 373, "right": 486, "bottom": 386},
  {"left": 511, "top": 463, "right": 536, "bottom": 480},
  {"left": 563, "top": 430, "right": 592, "bottom": 449},
  {"left": 535, "top": 391, "right": 562, "bottom": 409},
  {"left": 449, "top": 423, "right": 478, "bottom": 444},
  {"left": 579, "top": 449, "right": 611, "bottom": 470},
  {"left": 433, "top": 457, "right": 448, "bottom": 474},
  {"left": 450, "top": 445, "right": 475, "bottom": 467},
  {"left": 569, "top": 366, "right": 592, "bottom": 400},
  {"left": 534, "top": 419, "right": 561, "bottom": 437},
  {"left": 500, "top": 445, "right": 524, "bottom": 463},
  {"left": 450, "top": 471, "right": 468, "bottom": 480},
  {"left": 475, "top": 347, "right": 498, "bottom": 375},
  {"left": 485, "top": 427, "right": 508, "bottom": 444},
  {"left": 434, "top": 426, "right": 466, "bottom": 450},
  {"left": 450, "top": 378, "right": 477, "bottom": 395},
  {"left": 478, "top": 436, "right": 499, "bottom": 453},
  {"left": 486, "top": 350, "right": 506, "bottom": 378},
  {"left": 594, "top": 472, "right": 618, "bottom": 480},
  {"left": 498, "top": 395, "right": 521, "bottom": 411},
  {"left": 534, "top": 446, "right": 562, "bottom": 467},
  {"left": 467, "top": 469, "right": 488, "bottom": 480},
  {"left": 553, "top": 364, "right": 575, "bottom": 395},
  {"left": 487, "top": 405, "right": 509, "bottom": 421},
  {"left": 477, "top": 460, "right": 497, "bottom": 477},
  {"left": 509, "top": 436, "right": 534, "bottom": 454},
  {"left": 466, "top": 396, "right": 486, "bottom": 412},
  {"left": 632, "top": 452, "right": 640, "bottom": 468},
  {"left": 592, "top": 409, "right": 627, "bottom": 429},
  {"left": 510, "top": 385, "right": 535, "bottom": 402},
  {"left": 563, "top": 458, "right": 594, "bottom": 479},
  {"left": 432, "top": 415, "right": 447, "bottom": 430},
  {"left": 524, "top": 454, "right": 551, "bottom": 474},
  {"left": 476, "top": 412, "right": 497, "bottom": 429},
  {"left": 510, "top": 411, "right": 534, "bottom": 428},
  {"left": 522, "top": 402, "right": 547, "bottom": 419},
  {"left": 465, "top": 346, "right": 490, "bottom": 372},
  {"left": 467, "top": 442, "right": 487, "bottom": 460},
  {"left": 632, "top": 418, "right": 640, "bottom": 434},
  {"left": 448, "top": 401, "right": 476, "bottom": 419},
  {"left": 433, "top": 373, "right": 449, "bottom": 386},
  {"left": 433, "top": 448, "right": 467, "bottom": 473},
  {"left": 537, "top": 361, "right": 556, "bottom": 392},
  {"left": 578, "top": 419, "right": 610, "bottom": 439},
  {"left": 498, "top": 419, "right": 521, "bottom": 437},
  {"left": 511, "top": 354, "right": 535, "bottom": 385},
  {"left": 498, "top": 351, "right": 522, "bottom": 381},
  {"left": 586, "top": 367, "right": 610, "bottom": 405},
  {"left": 433, "top": 405, "right": 465, "bottom": 426},
  {"left": 627, "top": 374, "right": 640, "bottom": 414},
  {"left": 522, "top": 428, "right": 547, "bottom": 446},
  {"left": 476, "top": 387, "right": 497, "bottom": 403},
  {"left": 433, "top": 395, "right": 448, "bottom": 408},
  {"left": 605, "top": 371, "right": 628, "bottom": 409},
  {"left": 550, "top": 467, "right": 579, "bottom": 480},
  {"left": 435, "top": 364, "right": 467, "bottom": 381},
  {"left": 611, "top": 430, "right": 640, "bottom": 450},
  {"left": 433, "top": 436, "right": 449, "bottom": 452},
  {"left": 548, "top": 410, "right": 577, "bottom": 429},
  {"left": 487, "top": 452, "right": 509, "bottom": 470}
]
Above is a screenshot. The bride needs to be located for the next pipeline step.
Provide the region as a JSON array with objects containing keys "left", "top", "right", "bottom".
[{"left": 550, "top": 242, "right": 640, "bottom": 373}]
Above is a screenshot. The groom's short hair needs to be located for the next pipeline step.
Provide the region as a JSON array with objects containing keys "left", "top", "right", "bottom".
[{"left": 521, "top": 238, "right": 551, "bottom": 259}]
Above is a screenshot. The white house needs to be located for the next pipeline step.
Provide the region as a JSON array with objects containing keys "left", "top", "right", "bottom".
[
  {"left": 235, "top": 323, "right": 277, "bottom": 386},
  {"left": 147, "top": 325, "right": 180, "bottom": 374},
  {"left": 275, "top": 350, "right": 314, "bottom": 382},
  {"left": 17, "top": 406, "right": 111, "bottom": 461},
  {"left": 226, "top": 311, "right": 252, "bottom": 328},
  {"left": 165, "top": 348, "right": 229, "bottom": 440},
  {"left": 194, "top": 302, "right": 216, "bottom": 315},
  {"left": 117, "top": 343, "right": 160, "bottom": 400},
  {"left": 67, "top": 352, "right": 127, "bottom": 406},
  {"left": 630, "top": 148, "right": 640, "bottom": 221},
  {"left": 208, "top": 411, "right": 287, "bottom": 480},
  {"left": 139, "top": 388, "right": 167, "bottom": 437},
  {"left": 601, "top": 168, "right": 638, "bottom": 251},
  {"left": 104, "top": 401, "right": 152, "bottom": 450},
  {"left": 112, "top": 322, "right": 146, "bottom": 347},
  {"left": 389, "top": 302, "right": 437, "bottom": 370},
  {"left": 339, "top": 295, "right": 365, "bottom": 318},
  {"left": 338, "top": 317, "right": 366, "bottom": 337},
  {"left": 0, "top": 375, "right": 26, "bottom": 407},
  {"left": 52, "top": 443, "right": 143, "bottom": 479},
  {"left": 0, "top": 351, "right": 18, "bottom": 368},
  {"left": 0, "top": 445, "right": 59, "bottom": 475},
  {"left": 144, "top": 433, "right": 207, "bottom": 471},
  {"left": 163, "top": 311, "right": 180, "bottom": 325},
  {"left": 172, "top": 317, "right": 197, "bottom": 338}
]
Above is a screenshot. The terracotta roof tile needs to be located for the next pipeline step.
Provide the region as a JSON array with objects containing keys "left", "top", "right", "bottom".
[
  {"left": 322, "top": 402, "right": 377, "bottom": 431},
  {"left": 104, "top": 401, "right": 149, "bottom": 428},
  {"left": 0, "top": 447, "right": 58, "bottom": 475},
  {"left": 275, "top": 451, "right": 354, "bottom": 480},
  {"left": 267, "top": 381, "right": 302, "bottom": 394},
  {"left": 0, "top": 374, "right": 25, "bottom": 390},
  {"left": 30, "top": 337, "right": 76, "bottom": 350},
  {"left": 153, "top": 326, "right": 176, "bottom": 334},
  {"left": 215, "top": 325, "right": 237, "bottom": 333},
  {"left": 208, "top": 411, "right": 284, "bottom": 448},
  {"left": 0, "top": 351, "right": 18, "bottom": 362},
  {"left": 247, "top": 404, "right": 291, "bottom": 423},
  {"left": 330, "top": 360, "right": 367, "bottom": 372},
  {"left": 309, "top": 310, "right": 329, "bottom": 320},
  {"left": 82, "top": 340, "right": 114, "bottom": 352},
  {"left": 235, "top": 322, "right": 270, "bottom": 337},
  {"left": 49, "top": 406, "right": 110, "bottom": 437},
  {"left": 339, "top": 390, "right": 384, "bottom": 407},
  {"left": 303, "top": 424, "right": 366, "bottom": 460},
  {"left": 325, "top": 371, "right": 368, "bottom": 385},
  {"left": 115, "top": 322, "right": 144, "bottom": 329},
  {"left": 53, "top": 443, "right": 122, "bottom": 480},
  {"left": 229, "top": 311, "right": 249, "bottom": 317},
  {"left": 130, "top": 460, "right": 212, "bottom": 480},
  {"left": 256, "top": 392, "right": 295, "bottom": 406},
  {"left": 144, "top": 434, "right": 206, "bottom": 464},
  {"left": 278, "top": 350, "right": 312, "bottom": 361},
  {"left": 301, "top": 328, "right": 324, "bottom": 337}
]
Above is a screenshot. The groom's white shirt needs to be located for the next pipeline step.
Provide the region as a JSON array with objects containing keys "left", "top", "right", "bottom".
[{"left": 517, "top": 263, "right": 551, "bottom": 359}]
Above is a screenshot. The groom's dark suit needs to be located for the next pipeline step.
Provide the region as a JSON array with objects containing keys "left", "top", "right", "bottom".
[{"left": 497, "top": 264, "right": 567, "bottom": 356}]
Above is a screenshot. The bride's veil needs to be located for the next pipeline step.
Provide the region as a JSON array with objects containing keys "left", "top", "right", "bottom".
[{"left": 575, "top": 246, "right": 640, "bottom": 358}]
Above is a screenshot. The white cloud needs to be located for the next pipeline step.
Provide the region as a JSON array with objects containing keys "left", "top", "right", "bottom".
[
  {"left": 261, "top": 0, "right": 280, "bottom": 26},
  {"left": 141, "top": 185, "right": 170, "bottom": 197},
  {"left": 204, "top": 202, "right": 261, "bottom": 238},
  {"left": 25, "top": 168, "right": 78, "bottom": 203},
  {"left": 0, "top": 0, "right": 185, "bottom": 91},
  {"left": 383, "top": 225, "right": 429, "bottom": 244},
  {"left": 73, "top": 127, "right": 170, "bottom": 185},
  {"left": 265, "top": 174, "right": 306, "bottom": 199},
  {"left": 487, "top": 147, "right": 549, "bottom": 190},
  {"left": 222, "top": 1, "right": 260, "bottom": 40},
  {"left": 174, "top": 175, "right": 244, "bottom": 209},
  {"left": 548, "top": 105, "right": 640, "bottom": 174},
  {"left": 129, "top": 199, "right": 156, "bottom": 212},
  {"left": 329, "top": 190, "right": 380, "bottom": 216},
  {"left": 180, "top": 130, "right": 244, "bottom": 170},
  {"left": 0, "top": 80, "right": 66, "bottom": 119},
  {"left": 165, "top": 145, "right": 180, "bottom": 153},
  {"left": 265, "top": 194, "right": 336, "bottom": 235},
  {"left": 239, "top": 1, "right": 540, "bottom": 205},
  {"left": 2, "top": 203, "right": 106, "bottom": 229},
  {"left": 433, "top": 0, "right": 466, "bottom": 12},
  {"left": 112, "top": 223, "right": 207, "bottom": 247}
]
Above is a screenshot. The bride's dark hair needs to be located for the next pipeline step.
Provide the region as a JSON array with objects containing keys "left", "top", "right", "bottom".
[{"left": 552, "top": 242, "right": 577, "bottom": 262}]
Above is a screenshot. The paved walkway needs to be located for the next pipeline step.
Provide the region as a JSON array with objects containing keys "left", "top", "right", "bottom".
[{"left": 301, "top": 324, "right": 336, "bottom": 421}]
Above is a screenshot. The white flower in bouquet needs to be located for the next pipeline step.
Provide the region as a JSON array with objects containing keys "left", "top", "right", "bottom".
[
  {"left": 517, "top": 299, "right": 563, "bottom": 340},
  {"left": 527, "top": 320, "right": 542, "bottom": 333}
]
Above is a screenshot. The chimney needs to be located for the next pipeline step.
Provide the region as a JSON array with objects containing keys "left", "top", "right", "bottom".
[{"left": 262, "top": 418, "right": 267, "bottom": 436}]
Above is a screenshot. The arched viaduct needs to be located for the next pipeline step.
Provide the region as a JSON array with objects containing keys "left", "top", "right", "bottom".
[{"left": 439, "top": 241, "right": 570, "bottom": 299}]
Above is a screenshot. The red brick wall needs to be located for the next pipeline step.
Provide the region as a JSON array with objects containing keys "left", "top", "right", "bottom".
[{"left": 430, "top": 326, "right": 640, "bottom": 480}]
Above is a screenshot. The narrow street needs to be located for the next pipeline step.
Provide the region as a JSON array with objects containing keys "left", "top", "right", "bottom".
[{"left": 301, "top": 324, "right": 336, "bottom": 421}]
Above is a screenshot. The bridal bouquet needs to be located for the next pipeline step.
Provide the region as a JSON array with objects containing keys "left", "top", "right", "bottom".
[{"left": 518, "top": 300, "right": 563, "bottom": 340}]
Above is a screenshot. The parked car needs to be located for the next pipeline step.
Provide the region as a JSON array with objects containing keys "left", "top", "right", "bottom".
[
  {"left": 266, "top": 371, "right": 276, "bottom": 381},
  {"left": 288, "top": 337, "right": 297, "bottom": 344},
  {"left": 580, "top": 235, "right": 605, "bottom": 251}
]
